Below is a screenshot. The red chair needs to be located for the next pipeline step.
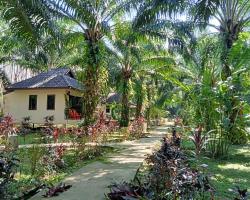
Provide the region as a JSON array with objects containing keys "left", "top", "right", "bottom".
[
  {"left": 73, "top": 109, "right": 81, "bottom": 120},
  {"left": 69, "top": 109, "right": 81, "bottom": 120}
]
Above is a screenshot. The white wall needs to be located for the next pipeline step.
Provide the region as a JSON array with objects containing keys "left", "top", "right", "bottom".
[{"left": 4, "top": 88, "right": 82, "bottom": 124}]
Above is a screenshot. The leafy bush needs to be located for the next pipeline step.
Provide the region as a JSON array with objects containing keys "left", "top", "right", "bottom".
[
  {"left": 189, "top": 126, "right": 207, "bottom": 157},
  {"left": 0, "top": 151, "right": 19, "bottom": 199},
  {"left": 43, "top": 182, "right": 72, "bottom": 197},
  {"left": 21, "top": 116, "right": 31, "bottom": 129},
  {"left": 28, "top": 145, "right": 44, "bottom": 176},
  {"left": 0, "top": 115, "right": 17, "bottom": 138},
  {"left": 206, "top": 128, "right": 230, "bottom": 158},
  {"left": 107, "top": 135, "right": 215, "bottom": 200},
  {"left": 106, "top": 181, "right": 152, "bottom": 200},
  {"left": 129, "top": 117, "right": 145, "bottom": 139},
  {"left": 44, "top": 116, "right": 54, "bottom": 128}
]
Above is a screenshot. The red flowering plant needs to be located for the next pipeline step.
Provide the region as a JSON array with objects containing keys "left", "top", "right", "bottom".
[
  {"left": 55, "top": 144, "right": 66, "bottom": 160},
  {"left": 81, "top": 111, "right": 120, "bottom": 153},
  {"left": 105, "top": 117, "right": 119, "bottom": 133},
  {"left": 129, "top": 116, "right": 145, "bottom": 139},
  {"left": 0, "top": 115, "right": 18, "bottom": 138},
  {"left": 53, "top": 128, "right": 60, "bottom": 143},
  {"left": 87, "top": 112, "right": 107, "bottom": 143},
  {"left": 39, "top": 144, "right": 66, "bottom": 173},
  {"left": 189, "top": 126, "right": 207, "bottom": 157},
  {"left": 53, "top": 144, "right": 66, "bottom": 168}
]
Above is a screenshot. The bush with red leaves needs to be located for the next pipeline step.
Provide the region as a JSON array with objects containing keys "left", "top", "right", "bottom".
[{"left": 129, "top": 116, "right": 145, "bottom": 138}]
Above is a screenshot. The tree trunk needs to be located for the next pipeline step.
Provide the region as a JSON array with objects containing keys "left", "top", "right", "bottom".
[
  {"left": 120, "top": 69, "right": 131, "bottom": 127},
  {"left": 145, "top": 84, "right": 151, "bottom": 125},
  {"left": 220, "top": 26, "right": 245, "bottom": 143},
  {"left": 82, "top": 31, "right": 101, "bottom": 126},
  {"left": 83, "top": 64, "right": 99, "bottom": 125},
  {"left": 221, "top": 37, "right": 233, "bottom": 81},
  {"left": 136, "top": 96, "right": 143, "bottom": 119},
  {"left": 135, "top": 77, "right": 144, "bottom": 119}
]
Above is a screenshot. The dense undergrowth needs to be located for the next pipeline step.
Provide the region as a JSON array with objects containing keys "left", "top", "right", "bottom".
[
  {"left": 106, "top": 127, "right": 249, "bottom": 200},
  {"left": 0, "top": 114, "right": 148, "bottom": 199},
  {"left": 2, "top": 145, "right": 115, "bottom": 199}
]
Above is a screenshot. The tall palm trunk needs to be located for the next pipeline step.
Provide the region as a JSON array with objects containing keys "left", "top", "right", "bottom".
[
  {"left": 221, "top": 33, "right": 235, "bottom": 81},
  {"left": 120, "top": 68, "right": 131, "bottom": 127},
  {"left": 135, "top": 79, "right": 144, "bottom": 118},
  {"left": 145, "top": 83, "right": 151, "bottom": 124},
  {"left": 220, "top": 21, "right": 243, "bottom": 143},
  {"left": 82, "top": 30, "right": 102, "bottom": 126},
  {"left": 136, "top": 96, "right": 143, "bottom": 118}
]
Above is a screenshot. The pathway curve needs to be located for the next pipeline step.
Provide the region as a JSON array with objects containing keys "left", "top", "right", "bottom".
[{"left": 31, "top": 123, "right": 172, "bottom": 200}]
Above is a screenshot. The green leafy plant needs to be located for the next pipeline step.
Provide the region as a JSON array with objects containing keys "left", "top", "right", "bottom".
[
  {"left": 28, "top": 145, "right": 44, "bottom": 176},
  {"left": 0, "top": 151, "right": 19, "bottom": 199},
  {"left": 189, "top": 126, "right": 207, "bottom": 157}
]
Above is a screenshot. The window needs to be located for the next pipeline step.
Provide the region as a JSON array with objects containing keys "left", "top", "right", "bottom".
[
  {"left": 47, "top": 95, "right": 55, "bottom": 110},
  {"left": 29, "top": 95, "right": 37, "bottom": 110}
]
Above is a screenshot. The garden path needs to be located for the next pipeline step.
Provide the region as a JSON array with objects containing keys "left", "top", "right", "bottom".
[{"left": 30, "top": 122, "right": 173, "bottom": 200}]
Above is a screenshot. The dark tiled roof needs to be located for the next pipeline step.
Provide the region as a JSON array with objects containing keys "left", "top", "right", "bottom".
[
  {"left": 106, "top": 92, "right": 122, "bottom": 103},
  {"left": 106, "top": 92, "right": 136, "bottom": 108},
  {"left": 7, "top": 67, "right": 83, "bottom": 91}
]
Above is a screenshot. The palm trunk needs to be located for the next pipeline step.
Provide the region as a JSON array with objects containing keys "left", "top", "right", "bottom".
[
  {"left": 145, "top": 84, "right": 151, "bottom": 124},
  {"left": 220, "top": 27, "right": 244, "bottom": 143},
  {"left": 135, "top": 81, "right": 143, "bottom": 118},
  {"left": 120, "top": 69, "right": 131, "bottom": 127},
  {"left": 136, "top": 96, "right": 143, "bottom": 118},
  {"left": 221, "top": 36, "right": 233, "bottom": 81},
  {"left": 82, "top": 31, "right": 101, "bottom": 126}
]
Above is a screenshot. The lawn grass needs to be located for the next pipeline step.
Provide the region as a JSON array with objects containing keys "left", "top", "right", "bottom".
[
  {"left": 16, "top": 130, "right": 128, "bottom": 145},
  {"left": 17, "top": 132, "right": 74, "bottom": 145},
  {"left": 182, "top": 140, "right": 250, "bottom": 199}
]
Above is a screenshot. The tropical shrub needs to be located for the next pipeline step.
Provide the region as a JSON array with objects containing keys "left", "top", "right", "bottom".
[
  {"left": 129, "top": 117, "right": 145, "bottom": 139},
  {"left": 0, "top": 151, "right": 19, "bottom": 199},
  {"left": 44, "top": 115, "right": 54, "bottom": 128},
  {"left": 107, "top": 182, "right": 152, "bottom": 200},
  {"left": 0, "top": 115, "right": 17, "bottom": 138},
  {"left": 107, "top": 135, "right": 215, "bottom": 200},
  {"left": 21, "top": 116, "right": 31, "bottom": 129},
  {"left": 189, "top": 126, "right": 207, "bottom": 157},
  {"left": 28, "top": 145, "right": 44, "bottom": 176},
  {"left": 231, "top": 187, "right": 248, "bottom": 200},
  {"left": 43, "top": 182, "right": 72, "bottom": 198},
  {"left": 39, "top": 145, "right": 66, "bottom": 176}
]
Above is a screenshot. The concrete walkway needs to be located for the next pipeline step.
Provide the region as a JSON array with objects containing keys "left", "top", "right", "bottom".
[{"left": 31, "top": 124, "right": 171, "bottom": 200}]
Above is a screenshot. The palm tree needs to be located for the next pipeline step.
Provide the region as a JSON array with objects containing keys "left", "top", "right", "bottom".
[
  {"left": 107, "top": 21, "right": 176, "bottom": 126},
  {"left": 1, "top": 0, "right": 137, "bottom": 125},
  {"left": 106, "top": 23, "right": 143, "bottom": 126},
  {"left": 0, "top": 0, "right": 57, "bottom": 45},
  {"left": 133, "top": 74, "right": 146, "bottom": 118},
  {"left": 194, "top": 0, "right": 250, "bottom": 143},
  {"left": 0, "top": 21, "right": 86, "bottom": 73},
  {"left": 195, "top": 0, "right": 250, "bottom": 79}
]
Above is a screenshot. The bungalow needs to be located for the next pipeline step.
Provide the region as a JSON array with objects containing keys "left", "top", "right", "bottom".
[
  {"left": 103, "top": 92, "right": 136, "bottom": 120},
  {"left": 3, "top": 67, "right": 83, "bottom": 125}
]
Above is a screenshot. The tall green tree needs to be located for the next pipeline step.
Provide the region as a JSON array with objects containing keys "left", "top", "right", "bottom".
[
  {"left": 195, "top": 0, "right": 250, "bottom": 143},
  {"left": 107, "top": 21, "right": 176, "bottom": 126},
  {"left": 107, "top": 23, "right": 145, "bottom": 126},
  {"left": 1, "top": 0, "right": 138, "bottom": 125}
]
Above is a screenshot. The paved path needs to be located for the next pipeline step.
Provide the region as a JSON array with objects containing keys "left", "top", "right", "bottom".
[{"left": 31, "top": 124, "right": 172, "bottom": 200}]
